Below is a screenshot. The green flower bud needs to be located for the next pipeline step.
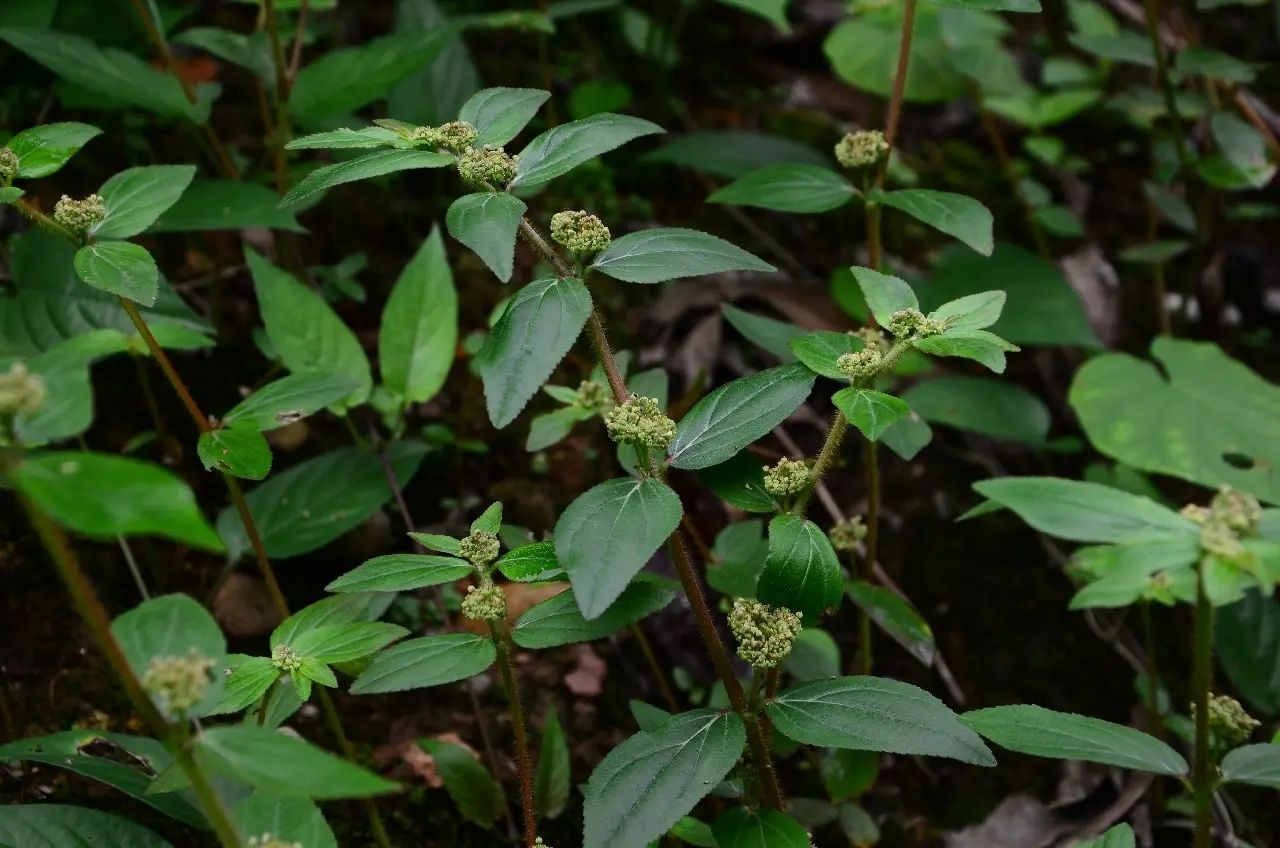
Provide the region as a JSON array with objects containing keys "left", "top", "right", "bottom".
[
  {"left": 834, "top": 130, "right": 889, "bottom": 171},
  {"left": 1210, "top": 486, "right": 1261, "bottom": 535},
  {"left": 574, "top": 379, "right": 609, "bottom": 412},
  {"left": 143, "top": 650, "right": 215, "bottom": 717},
  {"left": 828, "top": 517, "right": 868, "bottom": 552},
  {"left": 837, "top": 348, "right": 882, "bottom": 381},
  {"left": 410, "top": 125, "right": 444, "bottom": 146},
  {"left": 271, "top": 644, "right": 303, "bottom": 673},
  {"left": 0, "top": 362, "right": 46, "bottom": 418},
  {"left": 248, "top": 836, "right": 302, "bottom": 848},
  {"left": 437, "top": 120, "right": 478, "bottom": 152},
  {"left": 550, "top": 210, "right": 612, "bottom": 253},
  {"left": 728, "top": 598, "right": 803, "bottom": 668},
  {"left": 605, "top": 395, "right": 676, "bottom": 450},
  {"left": 887, "top": 307, "right": 945, "bottom": 339},
  {"left": 0, "top": 147, "right": 17, "bottom": 181},
  {"left": 457, "top": 146, "right": 518, "bottom": 188},
  {"left": 53, "top": 193, "right": 106, "bottom": 232},
  {"left": 1193, "top": 693, "right": 1260, "bottom": 748},
  {"left": 459, "top": 530, "right": 500, "bottom": 567},
  {"left": 461, "top": 580, "right": 507, "bottom": 622},
  {"left": 763, "top": 457, "right": 810, "bottom": 498}
]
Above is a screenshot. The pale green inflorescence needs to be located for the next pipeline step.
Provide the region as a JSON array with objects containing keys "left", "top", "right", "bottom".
[
  {"left": 435, "top": 120, "right": 478, "bottom": 152},
  {"left": 829, "top": 516, "right": 868, "bottom": 552},
  {"left": 550, "top": 210, "right": 612, "bottom": 253},
  {"left": 1193, "top": 693, "right": 1260, "bottom": 748},
  {"left": 1182, "top": 485, "right": 1262, "bottom": 562},
  {"left": 142, "top": 651, "right": 216, "bottom": 716},
  {"left": 461, "top": 580, "right": 507, "bottom": 622},
  {"left": 605, "top": 395, "right": 676, "bottom": 450},
  {"left": 247, "top": 836, "right": 302, "bottom": 848},
  {"left": 834, "top": 129, "right": 889, "bottom": 171},
  {"left": 53, "top": 193, "right": 106, "bottom": 232},
  {"left": 457, "top": 146, "right": 518, "bottom": 188},
  {"left": 459, "top": 530, "right": 500, "bottom": 567},
  {"left": 574, "top": 379, "right": 610, "bottom": 412},
  {"left": 887, "top": 308, "right": 945, "bottom": 340},
  {"left": 271, "top": 644, "right": 302, "bottom": 673},
  {"left": 763, "top": 457, "right": 810, "bottom": 498},
  {"left": 837, "top": 348, "right": 882, "bottom": 382},
  {"left": 728, "top": 599, "right": 803, "bottom": 668},
  {"left": 855, "top": 326, "right": 887, "bottom": 353},
  {"left": 0, "top": 363, "right": 46, "bottom": 418},
  {"left": 0, "top": 147, "right": 17, "bottom": 181}
]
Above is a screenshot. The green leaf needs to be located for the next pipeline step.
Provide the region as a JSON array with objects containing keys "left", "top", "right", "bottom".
[
  {"left": 418, "top": 739, "right": 504, "bottom": 826},
  {"left": 1071, "top": 337, "right": 1280, "bottom": 504},
  {"left": 113, "top": 594, "right": 227, "bottom": 719},
  {"left": 351, "top": 633, "right": 496, "bottom": 694},
  {"left": 534, "top": 711, "right": 571, "bottom": 818},
  {"left": 1075, "top": 824, "right": 1135, "bottom": 848},
  {"left": 961, "top": 705, "right": 1188, "bottom": 775},
  {"left": 379, "top": 227, "right": 458, "bottom": 404},
  {"left": 286, "top": 126, "right": 406, "bottom": 150},
  {"left": 14, "top": 452, "right": 224, "bottom": 551},
  {"left": 289, "top": 621, "right": 407, "bottom": 665},
  {"left": 902, "top": 376, "right": 1050, "bottom": 443},
  {"left": 591, "top": 227, "right": 774, "bottom": 284},
  {"left": 74, "top": 241, "right": 159, "bottom": 306},
  {"left": 669, "top": 363, "right": 815, "bottom": 469},
  {"left": 872, "top": 188, "right": 993, "bottom": 255},
  {"left": 768, "top": 677, "right": 995, "bottom": 765},
  {"left": 198, "top": 725, "right": 399, "bottom": 798},
  {"left": 790, "top": 330, "right": 862, "bottom": 379},
  {"left": 409, "top": 532, "right": 463, "bottom": 556},
  {"left": 1218, "top": 592, "right": 1280, "bottom": 715},
  {"left": 216, "top": 443, "right": 425, "bottom": 560},
  {"left": 233, "top": 794, "right": 337, "bottom": 848},
  {"left": 281, "top": 149, "right": 453, "bottom": 207},
  {"left": 149, "top": 180, "right": 304, "bottom": 232},
  {"left": 290, "top": 27, "right": 459, "bottom": 124},
  {"left": 198, "top": 427, "right": 272, "bottom": 479},
  {"left": 476, "top": 275, "right": 592, "bottom": 428},
  {"left": 470, "top": 502, "right": 503, "bottom": 534},
  {"left": 222, "top": 373, "right": 357, "bottom": 430},
  {"left": 0, "top": 186, "right": 21, "bottom": 204},
  {"left": 177, "top": 26, "right": 274, "bottom": 85},
  {"left": 1220, "top": 743, "right": 1280, "bottom": 788},
  {"left": 784, "top": 628, "right": 841, "bottom": 681},
  {"left": 496, "top": 541, "right": 566, "bottom": 582},
  {"left": 973, "top": 476, "right": 1197, "bottom": 544},
  {"left": 0, "top": 27, "right": 208, "bottom": 122},
  {"left": 445, "top": 192, "right": 527, "bottom": 282},
  {"left": 757, "top": 514, "right": 844, "bottom": 619},
  {"left": 913, "top": 329, "right": 1016, "bottom": 373},
  {"left": 93, "top": 165, "right": 196, "bottom": 239},
  {"left": 10, "top": 343, "right": 101, "bottom": 447},
  {"left": 846, "top": 580, "right": 935, "bottom": 666},
  {"left": 852, "top": 266, "right": 919, "bottom": 326},
  {"left": 513, "top": 577, "right": 677, "bottom": 648},
  {"left": 513, "top": 112, "right": 664, "bottom": 188},
  {"left": 933, "top": 0, "right": 1040, "bottom": 10},
  {"left": 327, "top": 554, "right": 473, "bottom": 593},
  {"left": 387, "top": 0, "right": 479, "bottom": 128},
  {"left": 670, "top": 817, "right": 718, "bottom": 846},
  {"left": 6, "top": 122, "right": 101, "bottom": 178},
  {"left": 246, "top": 247, "right": 372, "bottom": 408},
  {"left": 820, "top": 749, "right": 879, "bottom": 801},
  {"left": 696, "top": 451, "right": 777, "bottom": 513},
  {"left": 709, "top": 164, "right": 855, "bottom": 213},
  {"left": 930, "top": 290, "right": 1006, "bottom": 331},
  {"left": 643, "top": 130, "right": 829, "bottom": 180},
  {"left": 0, "top": 731, "right": 202, "bottom": 827},
  {"left": 271, "top": 594, "right": 393, "bottom": 649},
  {"left": 1070, "top": 31, "right": 1156, "bottom": 67},
  {"left": 824, "top": 5, "right": 976, "bottom": 104},
  {"left": 583, "top": 710, "right": 747, "bottom": 848},
  {"left": 721, "top": 303, "right": 803, "bottom": 361},
  {"left": 1175, "top": 47, "right": 1256, "bottom": 83},
  {"left": 458, "top": 86, "right": 551, "bottom": 147},
  {"left": 833, "top": 388, "right": 910, "bottom": 442},
  {"left": 712, "top": 807, "right": 811, "bottom": 848},
  {"left": 211, "top": 656, "right": 279, "bottom": 714},
  {"left": 0, "top": 805, "right": 174, "bottom": 848},
  {"left": 554, "top": 478, "right": 683, "bottom": 618}
]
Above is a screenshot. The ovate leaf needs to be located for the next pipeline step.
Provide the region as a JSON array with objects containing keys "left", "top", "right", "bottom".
[
  {"left": 233, "top": 794, "right": 337, "bottom": 848},
  {"left": 535, "top": 710, "right": 572, "bottom": 818},
  {"left": 513, "top": 112, "right": 663, "bottom": 188},
  {"left": 445, "top": 192, "right": 527, "bottom": 282},
  {"left": 6, "top": 122, "right": 101, "bottom": 178},
  {"left": 149, "top": 180, "right": 304, "bottom": 233},
  {"left": 513, "top": 578, "right": 677, "bottom": 648},
  {"left": 222, "top": 373, "right": 357, "bottom": 430},
  {"left": 756, "top": 514, "right": 844, "bottom": 619},
  {"left": 1220, "top": 743, "right": 1280, "bottom": 788},
  {"left": 93, "top": 165, "right": 196, "bottom": 239},
  {"left": 709, "top": 164, "right": 855, "bottom": 213},
  {"left": 846, "top": 580, "right": 935, "bottom": 666},
  {"left": 591, "top": 227, "right": 774, "bottom": 284},
  {"left": 712, "top": 807, "right": 811, "bottom": 848},
  {"left": 458, "top": 86, "right": 551, "bottom": 146},
  {"left": 280, "top": 149, "right": 453, "bottom": 207},
  {"left": 74, "top": 241, "right": 159, "bottom": 306},
  {"left": 0, "top": 805, "right": 174, "bottom": 848},
  {"left": 851, "top": 266, "right": 918, "bottom": 326},
  {"left": 112, "top": 594, "right": 227, "bottom": 720},
  {"left": 198, "top": 725, "right": 399, "bottom": 798},
  {"left": 197, "top": 427, "right": 272, "bottom": 479},
  {"left": 832, "top": 388, "right": 910, "bottom": 442},
  {"left": 379, "top": 227, "right": 458, "bottom": 404},
  {"left": 327, "top": 554, "right": 473, "bottom": 593},
  {"left": 418, "top": 739, "right": 503, "bottom": 826},
  {"left": 351, "top": 633, "right": 496, "bottom": 694}
]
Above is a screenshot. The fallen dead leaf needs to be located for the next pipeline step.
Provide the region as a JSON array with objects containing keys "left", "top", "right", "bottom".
[
  {"left": 564, "top": 644, "right": 606, "bottom": 697},
  {"left": 212, "top": 573, "right": 280, "bottom": 638}
]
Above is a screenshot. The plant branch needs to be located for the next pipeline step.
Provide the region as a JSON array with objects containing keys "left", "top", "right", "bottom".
[
  {"left": 1191, "top": 575, "right": 1216, "bottom": 848},
  {"left": 491, "top": 622, "right": 537, "bottom": 847}
]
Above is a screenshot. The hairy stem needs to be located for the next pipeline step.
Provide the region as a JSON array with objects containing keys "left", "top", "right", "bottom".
[
  {"left": 11, "top": 480, "right": 242, "bottom": 847},
  {"left": 1191, "top": 576, "right": 1216, "bottom": 848},
  {"left": 491, "top": 623, "right": 537, "bottom": 846}
]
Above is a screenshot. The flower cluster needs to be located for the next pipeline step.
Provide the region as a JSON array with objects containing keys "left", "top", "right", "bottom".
[
  {"left": 728, "top": 599, "right": 803, "bottom": 668},
  {"left": 461, "top": 580, "right": 507, "bottom": 622},
  {"left": 764, "top": 457, "right": 810, "bottom": 498},
  {"left": 828, "top": 517, "right": 868, "bottom": 552},
  {"left": 411, "top": 120, "right": 478, "bottom": 152},
  {"left": 1194, "top": 693, "right": 1260, "bottom": 748},
  {"left": 834, "top": 130, "right": 889, "bottom": 170},
  {"left": 247, "top": 836, "right": 302, "bottom": 848},
  {"left": 605, "top": 395, "right": 676, "bottom": 450},
  {"left": 550, "top": 210, "right": 612, "bottom": 253},
  {"left": 887, "top": 308, "right": 945, "bottom": 339},
  {"left": 837, "top": 348, "right": 882, "bottom": 382},
  {"left": 0, "top": 362, "right": 46, "bottom": 419},
  {"left": 457, "top": 146, "right": 518, "bottom": 188},
  {"left": 271, "top": 645, "right": 302, "bottom": 673},
  {"left": 854, "top": 326, "right": 887, "bottom": 352},
  {"left": 53, "top": 193, "right": 106, "bottom": 232},
  {"left": 1182, "top": 485, "right": 1262, "bottom": 563},
  {"left": 459, "top": 530, "right": 500, "bottom": 567},
  {"left": 142, "top": 651, "right": 215, "bottom": 717},
  {"left": 0, "top": 147, "right": 17, "bottom": 181},
  {"left": 573, "top": 379, "right": 610, "bottom": 413}
]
